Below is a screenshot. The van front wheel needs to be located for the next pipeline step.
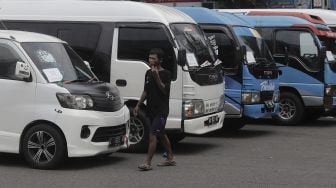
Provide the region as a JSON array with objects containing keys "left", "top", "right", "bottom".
[
  {"left": 22, "top": 124, "right": 67, "bottom": 169},
  {"left": 126, "top": 107, "right": 149, "bottom": 153},
  {"left": 275, "top": 92, "right": 304, "bottom": 125}
]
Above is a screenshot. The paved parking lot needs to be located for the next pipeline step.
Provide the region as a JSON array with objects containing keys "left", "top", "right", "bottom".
[{"left": 1, "top": 118, "right": 336, "bottom": 188}]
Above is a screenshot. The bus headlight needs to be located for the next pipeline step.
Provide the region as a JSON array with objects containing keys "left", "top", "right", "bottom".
[
  {"left": 242, "top": 91, "right": 260, "bottom": 104},
  {"left": 56, "top": 93, "right": 94, "bottom": 109},
  {"left": 325, "top": 85, "right": 333, "bottom": 96},
  {"left": 183, "top": 99, "right": 204, "bottom": 118}
]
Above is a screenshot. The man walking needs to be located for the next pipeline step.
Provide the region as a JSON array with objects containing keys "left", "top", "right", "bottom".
[{"left": 134, "top": 48, "right": 175, "bottom": 171}]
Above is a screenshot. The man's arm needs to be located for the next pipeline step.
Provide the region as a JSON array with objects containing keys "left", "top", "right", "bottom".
[{"left": 153, "top": 72, "right": 167, "bottom": 95}]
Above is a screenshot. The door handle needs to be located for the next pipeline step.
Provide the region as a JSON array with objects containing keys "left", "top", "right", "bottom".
[{"left": 116, "top": 79, "right": 127, "bottom": 87}]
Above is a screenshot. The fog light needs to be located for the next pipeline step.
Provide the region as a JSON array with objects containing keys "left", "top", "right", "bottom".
[{"left": 80, "top": 126, "right": 91, "bottom": 139}]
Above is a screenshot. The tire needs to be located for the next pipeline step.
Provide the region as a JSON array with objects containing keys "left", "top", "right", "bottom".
[
  {"left": 274, "top": 92, "right": 304, "bottom": 125},
  {"left": 21, "top": 124, "right": 67, "bottom": 169},
  {"left": 222, "top": 118, "right": 245, "bottom": 131},
  {"left": 125, "top": 107, "right": 149, "bottom": 153},
  {"left": 167, "top": 133, "right": 186, "bottom": 144}
]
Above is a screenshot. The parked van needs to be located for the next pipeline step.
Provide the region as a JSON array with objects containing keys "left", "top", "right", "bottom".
[
  {"left": 239, "top": 13, "right": 336, "bottom": 124},
  {"left": 0, "top": 30, "right": 130, "bottom": 169},
  {"left": 0, "top": 1, "right": 226, "bottom": 151},
  {"left": 177, "top": 7, "right": 280, "bottom": 130}
]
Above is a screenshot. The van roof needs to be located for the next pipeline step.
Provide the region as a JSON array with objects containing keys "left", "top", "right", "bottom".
[
  {"left": 176, "top": 7, "right": 250, "bottom": 27},
  {"left": 217, "top": 9, "right": 336, "bottom": 26},
  {"left": 0, "top": 1, "right": 195, "bottom": 24},
  {"left": 241, "top": 15, "right": 336, "bottom": 38},
  {"left": 240, "top": 15, "right": 314, "bottom": 27},
  {"left": 0, "top": 30, "right": 64, "bottom": 43}
]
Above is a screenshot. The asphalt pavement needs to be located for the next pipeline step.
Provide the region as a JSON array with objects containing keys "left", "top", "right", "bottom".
[{"left": 1, "top": 118, "right": 336, "bottom": 188}]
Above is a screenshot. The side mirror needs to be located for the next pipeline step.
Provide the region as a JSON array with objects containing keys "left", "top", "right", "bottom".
[
  {"left": 320, "top": 46, "right": 327, "bottom": 62},
  {"left": 177, "top": 49, "right": 186, "bottom": 67},
  {"left": 284, "top": 46, "right": 289, "bottom": 66},
  {"left": 15, "top": 61, "right": 31, "bottom": 81}
]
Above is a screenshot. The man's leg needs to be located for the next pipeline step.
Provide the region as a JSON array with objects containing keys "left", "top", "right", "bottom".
[
  {"left": 146, "top": 133, "right": 157, "bottom": 166},
  {"left": 160, "top": 134, "right": 174, "bottom": 161}
]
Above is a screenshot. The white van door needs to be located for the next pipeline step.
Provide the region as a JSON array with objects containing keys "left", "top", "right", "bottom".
[
  {"left": 0, "top": 40, "right": 36, "bottom": 153},
  {"left": 111, "top": 25, "right": 182, "bottom": 130}
]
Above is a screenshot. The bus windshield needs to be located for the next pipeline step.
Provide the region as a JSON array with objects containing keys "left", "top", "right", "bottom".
[
  {"left": 233, "top": 26, "right": 274, "bottom": 65},
  {"left": 170, "top": 23, "right": 216, "bottom": 68}
]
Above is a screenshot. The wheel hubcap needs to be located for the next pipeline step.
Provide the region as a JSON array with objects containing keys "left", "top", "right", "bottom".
[
  {"left": 27, "top": 131, "right": 56, "bottom": 163},
  {"left": 129, "top": 117, "right": 144, "bottom": 145},
  {"left": 279, "top": 99, "right": 296, "bottom": 120}
]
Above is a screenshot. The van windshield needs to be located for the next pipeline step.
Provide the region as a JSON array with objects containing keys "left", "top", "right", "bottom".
[
  {"left": 170, "top": 23, "right": 216, "bottom": 67},
  {"left": 21, "top": 42, "right": 95, "bottom": 83},
  {"left": 233, "top": 26, "right": 274, "bottom": 65}
]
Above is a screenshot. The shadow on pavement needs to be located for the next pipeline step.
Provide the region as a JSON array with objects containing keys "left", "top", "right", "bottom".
[
  {"left": 0, "top": 153, "right": 26, "bottom": 168},
  {"left": 197, "top": 129, "right": 274, "bottom": 139},
  {"left": 170, "top": 142, "right": 218, "bottom": 155},
  {"left": 296, "top": 118, "right": 336, "bottom": 128},
  {"left": 0, "top": 152, "right": 127, "bottom": 170},
  {"left": 62, "top": 155, "right": 127, "bottom": 170}
]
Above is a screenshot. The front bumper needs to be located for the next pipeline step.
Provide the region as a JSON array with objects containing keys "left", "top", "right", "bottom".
[
  {"left": 183, "top": 111, "right": 225, "bottom": 135},
  {"left": 244, "top": 103, "right": 279, "bottom": 119},
  {"left": 55, "top": 105, "right": 130, "bottom": 157}
]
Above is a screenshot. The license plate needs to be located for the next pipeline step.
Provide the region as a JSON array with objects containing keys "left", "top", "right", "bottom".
[
  {"left": 204, "top": 115, "right": 220, "bottom": 126},
  {"left": 109, "top": 136, "right": 124, "bottom": 147}
]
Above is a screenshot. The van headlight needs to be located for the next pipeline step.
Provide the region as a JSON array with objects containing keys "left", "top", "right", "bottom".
[
  {"left": 183, "top": 99, "right": 204, "bottom": 118},
  {"left": 242, "top": 91, "right": 260, "bottom": 104},
  {"left": 56, "top": 93, "right": 94, "bottom": 109}
]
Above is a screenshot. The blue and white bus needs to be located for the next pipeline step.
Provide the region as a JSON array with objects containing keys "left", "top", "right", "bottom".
[
  {"left": 240, "top": 13, "right": 336, "bottom": 124},
  {"left": 178, "top": 7, "right": 280, "bottom": 130}
]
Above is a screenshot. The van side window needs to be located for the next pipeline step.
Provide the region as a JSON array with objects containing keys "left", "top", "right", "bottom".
[
  {"left": 0, "top": 43, "right": 23, "bottom": 80},
  {"left": 118, "top": 27, "right": 176, "bottom": 80},
  {"left": 204, "top": 30, "right": 237, "bottom": 74},
  {"left": 275, "top": 30, "right": 320, "bottom": 71}
]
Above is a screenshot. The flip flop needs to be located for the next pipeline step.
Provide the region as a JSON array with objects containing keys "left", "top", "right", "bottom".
[
  {"left": 157, "top": 160, "right": 176, "bottom": 167},
  {"left": 138, "top": 164, "right": 153, "bottom": 171}
]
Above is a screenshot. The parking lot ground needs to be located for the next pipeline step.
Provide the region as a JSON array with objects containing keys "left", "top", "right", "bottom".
[{"left": 1, "top": 117, "right": 336, "bottom": 188}]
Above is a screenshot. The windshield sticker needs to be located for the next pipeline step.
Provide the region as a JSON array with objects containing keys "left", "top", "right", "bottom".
[
  {"left": 326, "top": 51, "right": 335, "bottom": 62},
  {"left": 208, "top": 35, "right": 219, "bottom": 55},
  {"left": 260, "top": 80, "right": 275, "bottom": 91},
  {"left": 214, "top": 59, "right": 223, "bottom": 66},
  {"left": 42, "top": 68, "right": 63, "bottom": 82},
  {"left": 249, "top": 28, "right": 261, "bottom": 39},
  {"left": 246, "top": 51, "right": 256, "bottom": 64},
  {"left": 36, "top": 49, "right": 56, "bottom": 64},
  {"left": 186, "top": 53, "right": 198, "bottom": 67},
  {"left": 200, "top": 60, "right": 212, "bottom": 68}
]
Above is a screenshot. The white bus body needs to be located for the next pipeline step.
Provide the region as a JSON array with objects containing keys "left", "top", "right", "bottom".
[{"left": 0, "top": 1, "right": 225, "bottom": 151}]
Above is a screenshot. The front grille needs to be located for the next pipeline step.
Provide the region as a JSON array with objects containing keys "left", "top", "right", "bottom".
[
  {"left": 91, "top": 94, "right": 123, "bottom": 112},
  {"left": 91, "top": 124, "right": 126, "bottom": 142},
  {"left": 260, "top": 91, "right": 273, "bottom": 101},
  {"left": 189, "top": 67, "right": 223, "bottom": 86}
]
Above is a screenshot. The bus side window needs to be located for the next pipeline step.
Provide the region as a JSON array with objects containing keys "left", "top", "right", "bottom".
[
  {"left": 275, "top": 30, "right": 320, "bottom": 72},
  {"left": 0, "top": 43, "right": 23, "bottom": 81},
  {"left": 117, "top": 27, "right": 176, "bottom": 80}
]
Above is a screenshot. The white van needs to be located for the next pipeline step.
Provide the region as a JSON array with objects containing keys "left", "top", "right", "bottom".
[
  {"left": 0, "top": 1, "right": 226, "bottom": 152},
  {"left": 0, "top": 30, "right": 130, "bottom": 169}
]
